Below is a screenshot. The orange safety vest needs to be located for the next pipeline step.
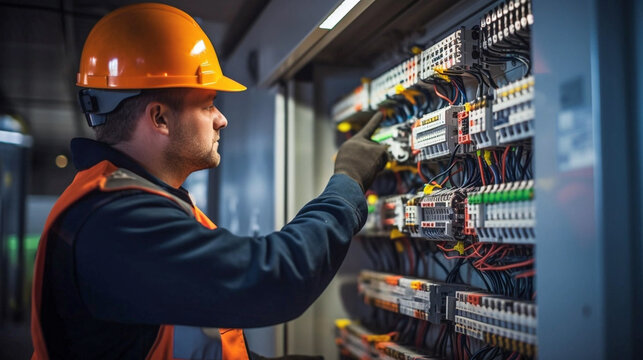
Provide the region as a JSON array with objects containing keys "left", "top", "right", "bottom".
[{"left": 31, "top": 160, "right": 250, "bottom": 360}]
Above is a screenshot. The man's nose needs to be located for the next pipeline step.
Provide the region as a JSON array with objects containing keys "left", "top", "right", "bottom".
[{"left": 214, "top": 108, "right": 227, "bottom": 129}]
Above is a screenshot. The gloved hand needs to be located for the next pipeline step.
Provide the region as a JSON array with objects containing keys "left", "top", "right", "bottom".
[{"left": 334, "top": 112, "right": 388, "bottom": 192}]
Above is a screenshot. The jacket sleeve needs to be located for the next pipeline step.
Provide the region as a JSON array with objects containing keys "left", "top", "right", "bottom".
[{"left": 74, "top": 173, "right": 367, "bottom": 328}]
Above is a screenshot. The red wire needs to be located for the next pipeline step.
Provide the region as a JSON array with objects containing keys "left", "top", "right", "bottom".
[
  {"left": 437, "top": 243, "right": 477, "bottom": 259},
  {"left": 492, "top": 151, "right": 499, "bottom": 165},
  {"left": 477, "top": 155, "right": 487, "bottom": 186},
  {"left": 478, "top": 258, "right": 535, "bottom": 271},
  {"left": 514, "top": 269, "right": 536, "bottom": 278},
  {"left": 502, "top": 146, "right": 510, "bottom": 183},
  {"left": 451, "top": 80, "right": 460, "bottom": 105},
  {"left": 475, "top": 245, "right": 511, "bottom": 268},
  {"left": 474, "top": 244, "right": 500, "bottom": 267},
  {"left": 442, "top": 253, "right": 470, "bottom": 260},
  {"left": 433, "top": 84, "right": 455, "bottom": 105},
  {"left": 440, "top": 166, "right": 463, "bottom": 186}
]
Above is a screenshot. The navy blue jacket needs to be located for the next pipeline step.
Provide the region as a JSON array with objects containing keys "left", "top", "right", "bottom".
[{"left": 41, "top": 138, "right": 367, "bottom": 359}]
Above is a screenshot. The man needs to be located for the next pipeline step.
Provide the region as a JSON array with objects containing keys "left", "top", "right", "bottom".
[{"left": 30, "top": 3, "right": 387, "bottom": 360}]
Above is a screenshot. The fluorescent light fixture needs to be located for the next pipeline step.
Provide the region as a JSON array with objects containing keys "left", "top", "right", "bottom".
[{"left": 319, "top": 0, "right": 360, "bottom": 30}]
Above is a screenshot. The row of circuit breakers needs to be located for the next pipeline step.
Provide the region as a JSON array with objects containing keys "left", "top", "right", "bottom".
[
  {"left": 362, "top": 180, "right": 535, "bottom": 244},
  {"left": 337, "top": 270, "right": 537, "bottom": 359},
  {"left": 333, "top": 2, "right": 535, "bottom": 245},
  {"left": 333, "top": 0, "right": 537, "bottom": 359}
]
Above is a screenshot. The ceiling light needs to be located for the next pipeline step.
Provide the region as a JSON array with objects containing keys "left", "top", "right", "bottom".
[{"left": 319, "top": 0, "right": 360, "bottom": 30}]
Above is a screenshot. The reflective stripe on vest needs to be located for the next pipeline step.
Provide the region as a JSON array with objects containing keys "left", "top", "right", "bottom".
[{"left": 30, "top": 160, "right": 250, "bottom": 360}]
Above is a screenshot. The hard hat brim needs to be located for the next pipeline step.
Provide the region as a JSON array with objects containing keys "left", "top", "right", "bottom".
[{"left": 214, "top": 75, "right": 247, "bottom": 92}]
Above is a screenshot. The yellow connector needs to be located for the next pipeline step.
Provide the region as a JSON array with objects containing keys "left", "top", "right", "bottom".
[
  {"left": 335, "top": 319, "right": 351, "bottom": 329},
  {"left": 483, "top": 150, "right": 493, "bottom": 166},
  {"left": 394, "top": 84, "right": 406, "bottom": 94},
  {"left": 464, "top": 102, "right": 472, "bottom": 112},
  {"left": 411, "top": 46, "right": 423, "bottom": 55},
  {"left": 433, "top": 67, "right": 450, "bottom": 82},
  {"left": 410, "top": 280, "right": 422, "bottom": 290},
  {"left": 453, "top": 241, "right": 465, "bottom": 255},
  {"left": 423, "top": 183, "right": 442, "bottom": 195},
  {"left": 390, "top": 229, "right": 406, "bottom": 240},
  {"left": 364, "top": 334, "right": 393, "bottom": 342},
  {"left": 337, "top": 121, "right": 352, "bottom": 133}
]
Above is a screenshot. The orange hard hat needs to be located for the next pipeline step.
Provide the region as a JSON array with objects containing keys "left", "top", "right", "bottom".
[{"left": 77, "top": 3, "right": 245, "bottom": 92}]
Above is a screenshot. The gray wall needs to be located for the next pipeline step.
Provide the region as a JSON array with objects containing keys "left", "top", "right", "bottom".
[{"left": 214, "top": 0, "right": 338, "bottom": 356}]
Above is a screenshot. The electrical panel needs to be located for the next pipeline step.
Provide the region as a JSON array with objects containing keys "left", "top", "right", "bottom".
[
  {"left": 419, "top": 28, "right": 477, "bottom": 80},
  {"left": 493, "top": 76, "right": 535, "bottom": 144},
  {"left": 459, "top": 96, "right": 496, "bottom": 149},
  {"left": 358, "top": 270, "right": 471, "bottom": 324},
  {"left": 331, "top": 83, "right": 370, "bottom": 123},
  {"left": 370, "top": 55, "right": 419, "bottom": 108},
  {"left": 452, "top": 291, "right": 537, "bottom": 357},
  {"left": 405, "top": 188, "right": 468, "bottom": 241},
  {"left": 412, "top": 105, "right": 464, "bottom": 161},
  {"left": 480, "top": 0, "right": 534, "bottom": 52},
  {"left": 467, "top": 180, "right": 535, "bottom": 244},
  {"left": 331, "top": 0, "right": 536, "bottom": 358},
  {"left": 336, "top": 321, "right": 440, "bottom": 360}
]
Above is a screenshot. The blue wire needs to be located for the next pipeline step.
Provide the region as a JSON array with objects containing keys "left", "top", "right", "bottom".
[{"left": 490, "top": 164, "right": 501, "bottom": 184}]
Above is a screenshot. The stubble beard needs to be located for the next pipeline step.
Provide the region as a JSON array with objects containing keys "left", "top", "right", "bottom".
[{"left": 165, "top": 129, "right": 220, "bottom": 177}]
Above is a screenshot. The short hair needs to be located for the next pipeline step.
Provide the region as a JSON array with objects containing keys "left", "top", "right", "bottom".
[{"left": 93, "top": 88, "right": 186, "bottom": 145}]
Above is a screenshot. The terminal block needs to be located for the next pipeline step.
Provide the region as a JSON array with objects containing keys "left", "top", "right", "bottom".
[
  {"left": 370, "top": 55, "right": 419, "bottom": 108},
  {"left": 379, "top": 195, "right": 409, "bottom": 232},
  {"left": 492, "top": 76, "right": 534, "bottom": 144},
  {"left": 459, "top": 97, "right": 496, "bottom": 149},
  {"left": 480, "top": 0, "right": 534, "bottom": 51},
  {"left": 331, "top": 83, "right": 370, "bottom": 123},
  {"left": 457, "top": 109, "right": 472, "bottom": 145},
  {"left": 404, "top": 194, "right": 421, "bottom": 237},
  {"left": 453, "top": 291, "right": 537, "bottom": 357},
  {"left": 335, "top": 321, "right": 439, "bottom": 360},
  {"left": 420, "top": 28, "right": 477, "bottom": 80},
  {"left": 371, "top": 123, "right": 413, "bottom": 163},
  {"left": 462, "top": 197, "right": 477, "bottom": 237},
  {"left": 375, "top": 342, "right": 438, "bottom": 360},
  {"left": 358, "top": 270, "right": 471, "bottom": 324},
  {"left": 335, "top": 321, "right": 382, "bottom": 360},
  {"left": 467, "top": 180, "right": 535, "bottom": 244},
  {"left": 405, "top": 188, "right": 468, "bottom": 241},
  {"left": 412, "top": 105, "right": 463, "bottom": 161}
]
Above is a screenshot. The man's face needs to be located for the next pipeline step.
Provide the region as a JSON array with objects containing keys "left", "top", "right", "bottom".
[{"left": 165, "top": 88, "right": 227, "bottom": 172}]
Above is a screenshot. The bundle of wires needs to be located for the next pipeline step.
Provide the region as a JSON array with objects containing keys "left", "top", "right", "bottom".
[
  {"left": 436, "top": 242, "right": 535, "bottom": 300},
  {"left": 475, "top": 23, "right": 532, "bottom": 78}
]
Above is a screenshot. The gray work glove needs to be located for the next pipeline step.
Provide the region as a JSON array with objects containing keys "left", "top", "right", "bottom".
[{"left": 334, "top": 112, "right": 388, "bottom": 192}]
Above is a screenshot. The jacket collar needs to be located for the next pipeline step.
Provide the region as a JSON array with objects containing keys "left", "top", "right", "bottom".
[{"left": 70, "top": 138, "right": 193, "bottom": 204}]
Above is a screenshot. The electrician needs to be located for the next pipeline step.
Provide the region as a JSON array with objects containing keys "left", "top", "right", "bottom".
[{"left": 30, "top": 3, "right": 386, "bottom": 360}]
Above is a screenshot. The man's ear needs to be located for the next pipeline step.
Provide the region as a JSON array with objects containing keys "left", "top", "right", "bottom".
[{"left": 144, "top": 102, "right": 171, "bottom": 136}]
